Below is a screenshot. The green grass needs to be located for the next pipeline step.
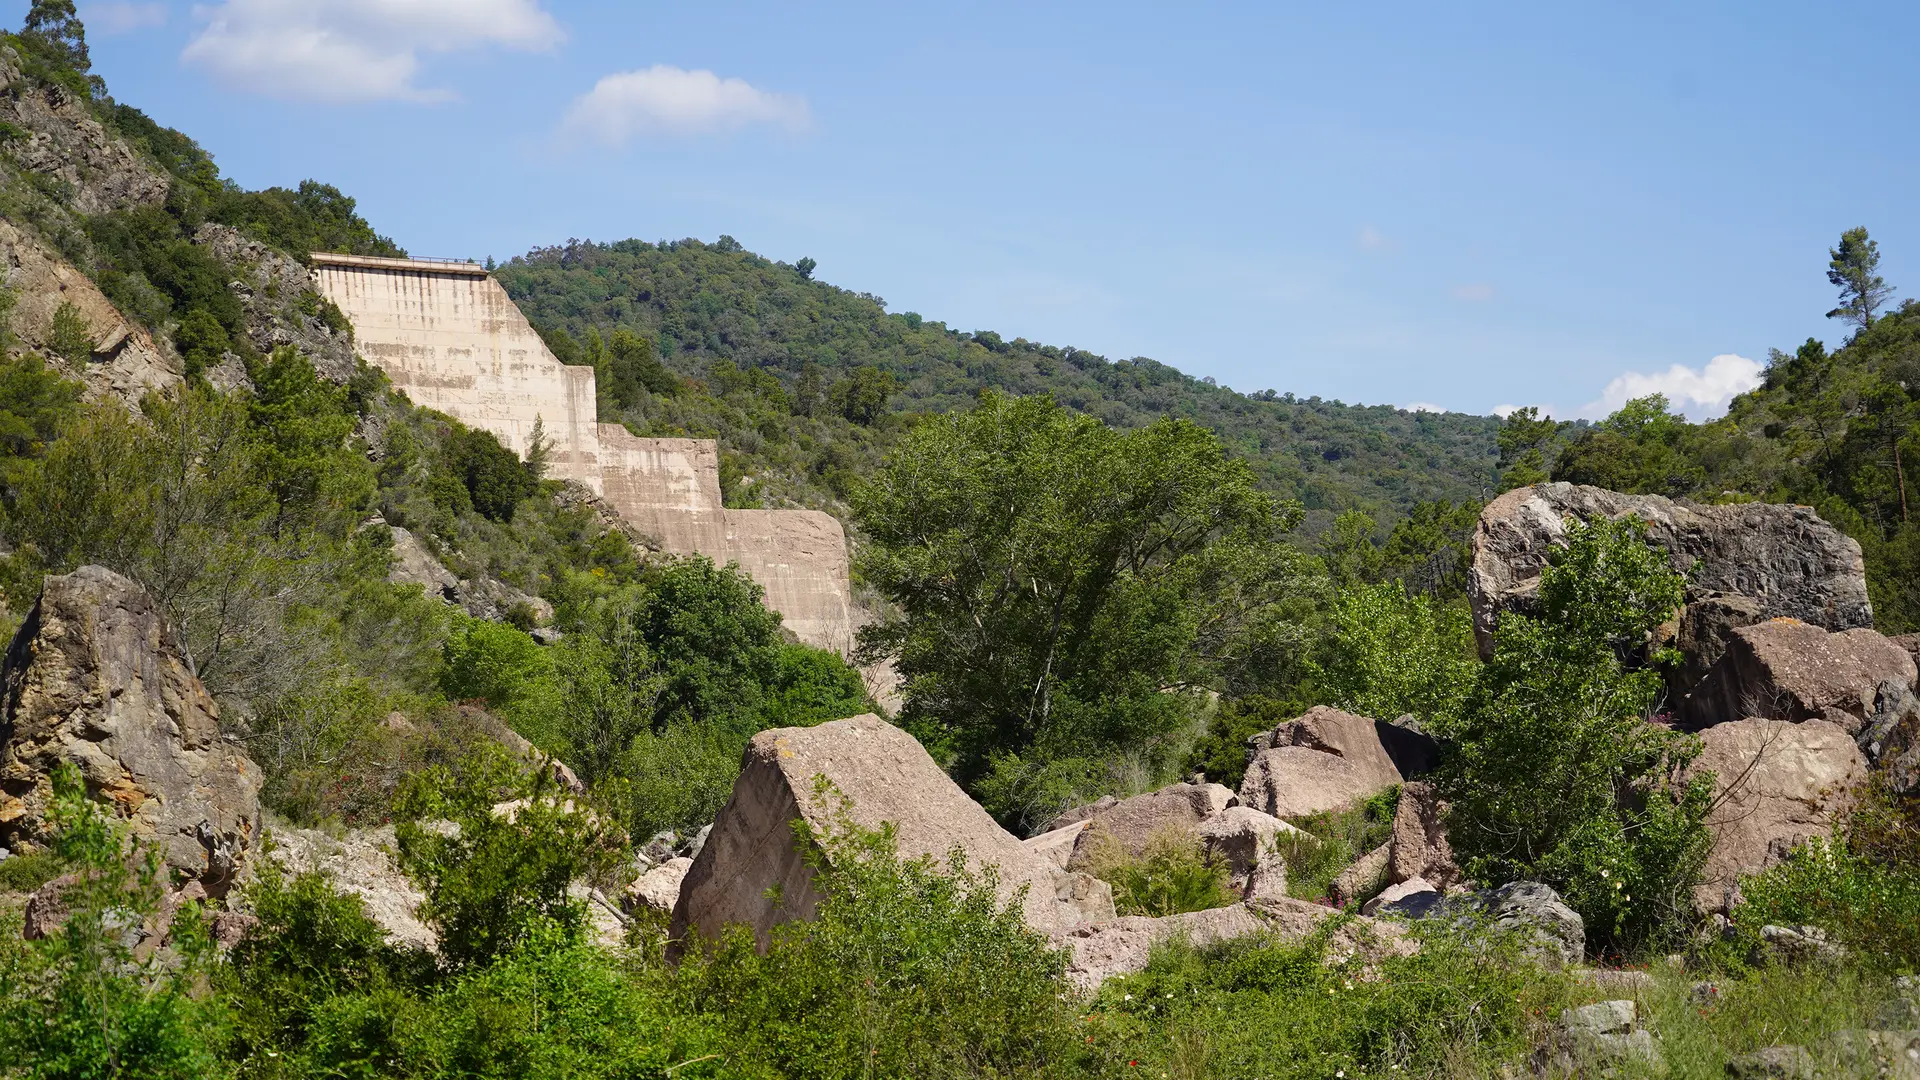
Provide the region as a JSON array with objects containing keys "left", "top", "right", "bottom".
[{"left": 0, "top": 850, "right": 63, "bottom": 893}]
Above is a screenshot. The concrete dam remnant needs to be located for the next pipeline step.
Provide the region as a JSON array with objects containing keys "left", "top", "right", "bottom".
[{"left": 310, "top": 252, "right": 856, "bottom": 653}]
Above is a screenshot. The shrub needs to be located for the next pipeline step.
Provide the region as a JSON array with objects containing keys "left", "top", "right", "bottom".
[
  {"left": 0, "top": 764, "right": 226, "bottom": 1079},
  {"left": 673, "top": 783, "right": 1088, "bottom": 1078},
  {"left": 1090, "top": 920, "right": 1553, "bottom": 1079},
  {"left": 46, "top": 300, "right": 93, "bottom": 365},
  {"left": 1274, "top": 786, "right": 1401, "bottom": 903},
  {"left": 1183, "top": 694, "right": 1305, "bottom": 789},
  {"left": 1737, "top": 784, "right": 1920, "bottom": 969},
  {"left": 1436, "top": 516, "right": 1712, "bottom": 952},
  {"left": 439, "top": 617, "right": 553, "bottom": 711},
  {"left": 1080, "top": 825, "right": 1235, "bottom": 917},
  {"left": 394, "top": 746, "right": 627, "bottom": 971}
]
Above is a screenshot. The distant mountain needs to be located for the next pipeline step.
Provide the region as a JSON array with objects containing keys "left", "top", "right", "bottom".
[{"left": 498, "top": 239, "right": 1501, "bottom": 534}]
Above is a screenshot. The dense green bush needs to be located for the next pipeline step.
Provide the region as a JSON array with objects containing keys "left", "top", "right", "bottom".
[
  {"left": 1737, "top": 783, "right": 1920, "bottom": 968},
  {"left": 1437, "top": 516, "right": 1713, "bottom": 952}
]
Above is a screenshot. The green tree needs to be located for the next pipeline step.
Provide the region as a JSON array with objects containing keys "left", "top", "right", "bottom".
[
  {"left": 794, "top": 255, "right": 816, "bottom": 280},
  {"left": 46, "top": 301, "right": 93, "bottom": 366},
  {"left": 1317, "top": 509, "right": 1382, "bottom": 589},
  {"left": 395, "top": 747, "right": 625, "bottom": 972},
  {"left": 1380, "top": 499, "right": 1481, "bottom": 599},
  {"left": 1827, "top": 226, "right": 1895, "bottom": 332},
  {"left": 442, "top": 425, "right": 535, "bottom": 522},
  {"left": 1435, "top": 516, "right": 1712, "bottom": 949},
  {"left": 855, "top": 392, "right": 1305, "bottom": 796},
  {"left": 1494, "top": 406, "right": 1562, "bottom": 491},
  {"left": 0, "top": 351, "right": 81, "bottom": 490},
  {"left": 172, "top": 307, "right": 229, "bottom": 383},
  {"left": 830, "top": 365, "right": 896, "bottom": 425},
  {"left": 247, "top": 346, "right": 373, "bottom": 533},
  {"left": 1317, "top": 583, "right": 1474, "bottom": 728},
  {"left": 21, "top": 0, "right": 89, "bottom": 74}
]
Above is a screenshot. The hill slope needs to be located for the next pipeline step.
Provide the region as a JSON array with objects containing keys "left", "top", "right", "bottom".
[{"left": 497, "top": 239, "right": 1501, "bottom": 533}]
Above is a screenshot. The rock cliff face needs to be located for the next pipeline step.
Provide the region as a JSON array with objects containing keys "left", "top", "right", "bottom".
[
  {"left": 0, "top": 46, "right": 170, "bottom": 216},
  {"left": 1468, "top": 484, "right": 1871, "bottom": 664},
  {"left": 194, "top": 223, "right": 355, "bottom": 380},
  {"left": 0, "top": 218, "right": 179, "bottom": 407},
  {"left": 0, "top": 566, "right": 261, "bottom": 895}
]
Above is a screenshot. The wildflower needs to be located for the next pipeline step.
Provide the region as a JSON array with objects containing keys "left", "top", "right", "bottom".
[
  {"left": 1124, "top": 994, "right": 1132, "bottom": 1001},
  {"left": 1599, "top": 869, "right": 1608, "bottom": 878}
]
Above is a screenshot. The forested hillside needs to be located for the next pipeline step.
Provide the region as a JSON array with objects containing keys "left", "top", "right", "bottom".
[{"left": 496, "top": 239, "right": 1502, "bottom": 533}]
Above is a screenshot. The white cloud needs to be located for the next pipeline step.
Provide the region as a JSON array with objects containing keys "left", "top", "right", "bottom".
[
  {"left": 1357, "top": 225, "right": 1391, "bottom": 251},
  {"left": 181, "top": 0, "right": 563, "bottom": 104},
  {"left": 1492, "top": 403, "right": 1563, "bottom": 420},
  {"left": 1579, "top": 353, "right": 1764, "bottom": 421},
  {"left": 1402, "top": 402, "right": 1445, "bottom": 413},
  {"left": 82, "top": 1, "right": 167, "bottom": 33},
  {"left": 561, "top": 66, "right": 811, "bottom": 144},
  {"left": 1450, "top": 282, "right": 1497, "bottom": 303}
]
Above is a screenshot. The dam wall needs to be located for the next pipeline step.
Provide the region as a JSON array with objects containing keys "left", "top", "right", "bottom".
[
  {"left": 312, "top": 253, "right": 856, "bottom": 654},
  {"left": 311, "top": 254, "right": 602, "bottom": 490}
]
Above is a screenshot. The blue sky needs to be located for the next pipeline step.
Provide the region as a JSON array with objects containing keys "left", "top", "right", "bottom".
[{"left": 42, "top": 0, "right": 1920, "bottom": 419}]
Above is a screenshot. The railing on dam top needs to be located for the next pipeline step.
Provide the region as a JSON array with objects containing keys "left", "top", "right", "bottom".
[{"left": 308, "top": 252, "right": 489, "bottom": 276}]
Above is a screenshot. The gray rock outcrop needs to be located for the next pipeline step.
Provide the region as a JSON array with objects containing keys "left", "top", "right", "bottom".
[
  {"left": 264, "top": 823, "right": 433, "bottom": 951},
  {"left": 0, "top": 567, "right": 261, "bottom": 895},
  {"left": 627, "top": 857, "right": 693, "bottom": 916},
  {"left": 193, "top": 223, "right": 356, "bottom": 381},
  {"left": 1685, "top": 621, "right": 1916, "bottom": 734},
  {"left": 0, "top": 219, "right": 180, "bottom": 409},
  {"left": 1468, "top": 483, "right": 1870, "bottom": 663},
  {"left": 671, "top": 714, "right": 1087, "bottom": 949},
  {"left": 1238, "top": 707, "right": 1436, "bottom": 819},
  {"left": 1687, "top": 718, "right": 1867, "bottom": 913},
  {"left": 1463, "top": 880, "right": 1585, "bottom": 967},
  {"left": 0, "top": 46, "right": 171, "bottom": 216}
]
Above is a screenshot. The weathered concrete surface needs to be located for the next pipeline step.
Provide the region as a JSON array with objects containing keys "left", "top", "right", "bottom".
[
  {"left": 315, "top": 255, "right": 857, "bottom": 653},
  {"left": 671, "top": 715, "right": 1082, "bottom": 950},
  {"left": 312, "top": 254, "right": 602, "bottom": 484},
  {"left": 1687, "top": 718, "right": 1867, "bottom": 913},
  {"left": 0, "top": 567, "right": 261, "bottom": 894},
  {"left": 1468, "top": 483, "right": 1871, "bottom": 661}
]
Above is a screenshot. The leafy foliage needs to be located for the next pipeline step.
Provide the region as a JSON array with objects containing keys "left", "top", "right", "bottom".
[
  {"left": 1435, "top": 517, "right": 1713, "bottom": 951},
  {"left": 1272, "top": 786, "right": 1402, "bottom": 903},
  {"left": 1081, "top": 825, "right": 1237, "bottom": 917},
  {"left": 0, "top": 764, "right": 226, "bottom": 1079},
  {"left": 855, "top": 391, "right": 1316, "bottom": 824}
]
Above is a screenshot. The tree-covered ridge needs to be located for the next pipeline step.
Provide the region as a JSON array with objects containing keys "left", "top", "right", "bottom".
[{"left": 496, "top": 238, "right": 1502, "bottom": 532}]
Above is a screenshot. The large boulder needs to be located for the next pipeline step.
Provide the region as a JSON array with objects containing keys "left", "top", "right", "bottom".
[
  {"left": 1195, "top": 805, "right": 1299, "bottom": 899},
  {"left": 0, "top": 567, "right": 261, "bottom": 895},
  {"left": 1386, "top": 781, "right": 1462, "bottom": 890},
  {"left": 1063, "top": 781, "right": 1236, "bottom": 873},
  {"left": 1684, "top": 621, "right": 1916, "bottom": 734},
  {"left": 1687, "top": 718, "right": 1867, "bottom": 913},
  {"left": 1238, "top": 707, "right": 1436, "bottom": 819},
  {"left": 1468, "top": 483, "right": 1870, "bottom": 663},
  {"left": 671, "top": 715, "right": 1084, "bottom": 949}
]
